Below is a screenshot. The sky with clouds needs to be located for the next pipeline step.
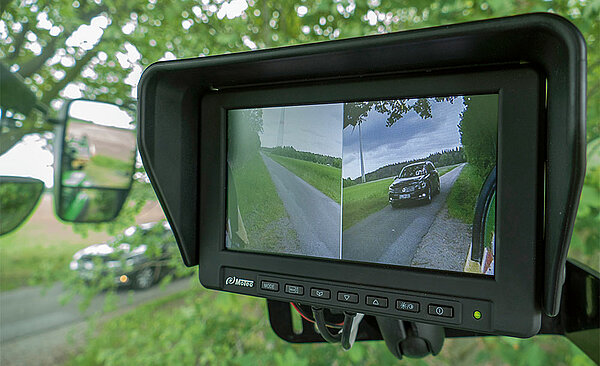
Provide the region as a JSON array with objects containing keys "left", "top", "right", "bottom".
[
  {"left": 259, "top": 103, "right": 343, "bottom": 158},
  {"left": 342, "top": 97, "right": 466, "bottom": 180}
]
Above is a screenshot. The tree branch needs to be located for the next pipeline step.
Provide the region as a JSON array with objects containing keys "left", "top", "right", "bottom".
[
  {"left": 18, "top": 37, "right": 57, "bottom": 77},
  {"left": 0, "top": 0, "right": 11, "bottom": 16},
  {"left": 8, "top": 22, "right": 29, "bottom": 61},
  {"left": 16, "top": 4, "right": 108, "bottom": 78},
  {"left": 41, "top": 49, "right": 97, "bottom": 105}
]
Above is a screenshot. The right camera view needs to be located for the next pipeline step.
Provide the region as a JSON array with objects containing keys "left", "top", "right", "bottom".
[{"left": 341, "top": 94, "right": 498, "bottom": 276}]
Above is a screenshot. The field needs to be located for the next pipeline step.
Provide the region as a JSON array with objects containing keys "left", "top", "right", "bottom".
[
  {"left": 0, "top": 194, "right": 164, "bottom": 291},
  {"left": 267, "top": 154, "right": 342, "bottom": 203},
  {"left": 82, "top": 154, "right": 133, "bottom": 187},
  {"left": 342, "top": 166, "right": 459, "bottom": 231}
]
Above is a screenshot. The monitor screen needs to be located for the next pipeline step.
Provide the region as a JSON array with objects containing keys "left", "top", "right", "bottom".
[{"left": 226, "top": 95, "right": 497, "bottom": 276}]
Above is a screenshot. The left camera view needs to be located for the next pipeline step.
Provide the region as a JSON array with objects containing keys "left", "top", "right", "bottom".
[{"left": 226, "top": 104, "right": 343, "bottom": 259}]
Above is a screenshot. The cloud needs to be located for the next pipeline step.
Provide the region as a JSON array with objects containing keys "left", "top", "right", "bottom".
[
  {"left": 342, "top": 98, "right": 465, "bottom": 179},
  {"left": 259, "top": 104, "right": 343, "bottom": 158}
]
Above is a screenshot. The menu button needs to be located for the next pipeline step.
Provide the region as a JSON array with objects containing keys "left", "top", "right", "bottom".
[{"left": 260, "top": 281, "right": 279, "bottom": 292}]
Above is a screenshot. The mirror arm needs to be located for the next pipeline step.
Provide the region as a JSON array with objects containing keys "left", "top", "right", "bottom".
[{"left": 539, "top": 259, "right": 599, "bottom": 363}]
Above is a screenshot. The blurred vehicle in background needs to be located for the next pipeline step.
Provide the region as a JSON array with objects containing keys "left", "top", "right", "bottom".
[
  {"left": 69, "top": 221, "right": 176, "bottom": 289},
  {"left": 64, "top": 135, "right": 93, "bottom": 171}
]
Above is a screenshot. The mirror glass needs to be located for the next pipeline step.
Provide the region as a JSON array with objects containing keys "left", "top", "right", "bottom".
[
  {"left": 57, "top": 100, "right": 136, "bottom": 222},
  {"left": 0, "top": 176, "right": 44, "bottom": 235},
  {"left": 58, "top": 187, "right": 130, "bottom": 222}
]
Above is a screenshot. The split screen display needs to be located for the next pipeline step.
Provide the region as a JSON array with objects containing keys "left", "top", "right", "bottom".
[{"left": 226, "top": 95, "right": 497, "bottom": 276}]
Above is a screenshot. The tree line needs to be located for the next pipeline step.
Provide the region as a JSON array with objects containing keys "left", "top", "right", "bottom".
[
  {"left": 262, "top": 146, "right": 342, "bottom": 168},
  {"left": 343, "top": 147, "right": 466, "bottom": 187}
]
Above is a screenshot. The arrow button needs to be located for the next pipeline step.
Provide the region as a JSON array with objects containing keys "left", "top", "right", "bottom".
[
  {"left": 366, "top": 296, "right": 388, "bottom": 308},
  {"left": 337, "top": 292, "right": 358, "bottom": 304}
]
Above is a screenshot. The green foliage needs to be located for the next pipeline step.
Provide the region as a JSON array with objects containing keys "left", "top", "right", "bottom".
[
  {"left": 344, "top": 97, "right": 456, "bottom": 128},
  {"left": 569, "top": 137, "right": 600, "bottom": 270},
  {"left": 1, "top": 0, "right": 599, "bottom": 363},
  {"left": 0, "top": 178, "right": 43, "bottom": 234},
  {"left": 0, "top": 242, "right": 74, "bottom": 291},
  {"left": 228, "top": 109, "right": 264, "bottom": 164},
  {"left": 0, "top": 194, "right": 112, "bottom": 291},
  {"left": 458, "top": 94, "right": 498, "bottom": 179},
  {"left": 446, "top": 164, "right": 484, "bottom": 224},
  {"left": 267, "top": 153, "right": 342, "bottom": 203},
  {"left": 263, "top": 146, "right": 342, "bottom": 168},
  {"left": 64, "top": 285, "right": 595, "bottom": 366}
]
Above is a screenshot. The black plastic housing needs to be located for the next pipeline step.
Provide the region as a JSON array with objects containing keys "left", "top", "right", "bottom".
[{"left": 137, "top": 13, "right": 586, "bottom": 326}]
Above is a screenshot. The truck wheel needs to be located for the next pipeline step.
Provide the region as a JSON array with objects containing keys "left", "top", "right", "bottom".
[{"left": 134, "top": 267, "right": 155, "bottom": 289}]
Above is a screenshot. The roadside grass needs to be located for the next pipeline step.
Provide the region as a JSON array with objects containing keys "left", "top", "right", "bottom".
[
  {"left": 342, "top": 165, "right": 459, "bottom": 231},
  {"left": 231, "top": 154, "right": 299, "bottom": 252},
  {"left": 446, "top": 164, "right": 484, "bottom": 224},
  {"left": 266, "top": 154, "right": 342, "bottom": 203},
  {"left": 64, "top": 285, "right": 594, "bottom": 366},
  {"left": 342, "top": 178, "right": 394, "bottom": 231}
]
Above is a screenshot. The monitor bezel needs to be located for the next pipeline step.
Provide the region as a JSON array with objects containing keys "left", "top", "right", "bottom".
[{"left": 199, "top": 65, "right": 543, "bottom": 337}]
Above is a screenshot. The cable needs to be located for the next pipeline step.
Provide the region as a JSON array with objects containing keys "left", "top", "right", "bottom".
[
  {"left": 347, "top": 313, "right": 364, "bottom": 350},
  {"left": 291, "top": 303, "right": 344, "bottom": 327},
  {"left": 291, "top": 302, "right": 316, "bottom": 324},
  {"left": 312, "top": 307, "right": 342, "bottom": 343},
  {"left": 340, "top": 312, "right": 357, "bottom": 350}
]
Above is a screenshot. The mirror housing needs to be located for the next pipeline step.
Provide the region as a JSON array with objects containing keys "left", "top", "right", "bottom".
[
  {"left": 54, "top": 99, "right": 136, "bottom": 222},
  {"left": 0, "top": 176, "right": 43, "bottom": 235}
]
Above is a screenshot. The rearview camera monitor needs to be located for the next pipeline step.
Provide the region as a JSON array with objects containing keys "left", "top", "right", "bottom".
[{"left": 226, "top": 94, "right": 497, "bottom": 277}]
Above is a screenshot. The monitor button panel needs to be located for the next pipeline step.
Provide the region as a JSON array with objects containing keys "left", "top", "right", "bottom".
[{"left": 222, "top": 267, "right": 492, "bottom": 332}]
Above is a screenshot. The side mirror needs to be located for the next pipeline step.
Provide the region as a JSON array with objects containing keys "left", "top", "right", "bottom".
[
  {"left": 0, "top": 176, "right": 44, "bottom": 235},
  {"left": 54, "top": 99, "right": 136, "bottom": 222}
]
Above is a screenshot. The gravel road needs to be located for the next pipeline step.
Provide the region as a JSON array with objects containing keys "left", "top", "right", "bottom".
[
  {"left": 341, "top": 164, "right": 464, "bottom": 265},
  {"left": 0, "top": 278, "right": 194, "bottom": 366},
  {"left": 410, "top": 207, "right": 472, "bottom": 272},
  {"left": 262, "top": 154, "right": 341, "bottom": 259}
]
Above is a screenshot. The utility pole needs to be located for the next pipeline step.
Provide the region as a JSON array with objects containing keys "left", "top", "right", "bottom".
[
  {"left": 358, "top": 121, "right": 366, "bottom": 183},
  {"left": 277, "top": 108, "right": 285, "bottom": 147}
]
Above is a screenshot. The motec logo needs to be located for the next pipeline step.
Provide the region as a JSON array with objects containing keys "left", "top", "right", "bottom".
[{"left": 225, "top": 276, "right": 255, "bottom": 288}]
